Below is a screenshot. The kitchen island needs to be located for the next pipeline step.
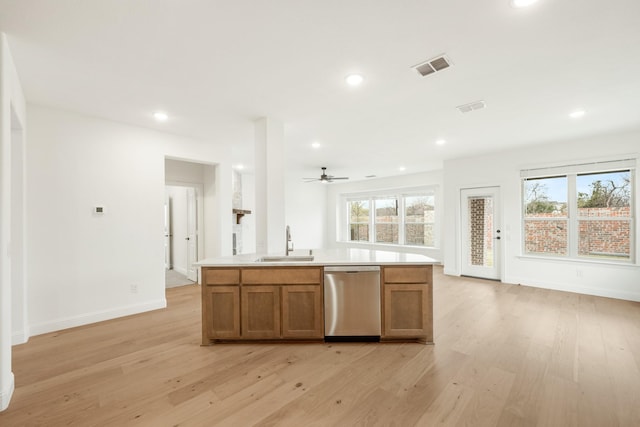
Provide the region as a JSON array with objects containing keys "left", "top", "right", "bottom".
[{"left": 197, "top": 249, "right": 436, "bottom": 345}]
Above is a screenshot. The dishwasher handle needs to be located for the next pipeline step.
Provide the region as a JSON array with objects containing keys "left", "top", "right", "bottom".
[{"left": 324, "top": 265, "right": 380, "bottom": 273}]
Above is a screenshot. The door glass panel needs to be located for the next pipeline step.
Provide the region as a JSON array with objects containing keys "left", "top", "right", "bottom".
[{"left": 467, "top": 196, "right": 494, "bottom": 267}]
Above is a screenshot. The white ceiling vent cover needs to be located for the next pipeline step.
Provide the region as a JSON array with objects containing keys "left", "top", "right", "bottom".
[
  {"left": 412, "top": 54, "right": 452, "bottom": 77},
  {"left": 457, "top": 100, "right": 486, "bottom": 113}
]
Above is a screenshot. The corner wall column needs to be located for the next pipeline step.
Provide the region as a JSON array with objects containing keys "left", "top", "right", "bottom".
[
  {"left": 254, "top": 117, "right": 285, "bottom": 254},
  {"left": 0, "top": 33, "right": 15, "bottom": 412}
]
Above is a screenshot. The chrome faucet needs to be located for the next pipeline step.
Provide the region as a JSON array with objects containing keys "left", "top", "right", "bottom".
[{"left": 286, "top": 225, "right": 294, "bottom": 256}]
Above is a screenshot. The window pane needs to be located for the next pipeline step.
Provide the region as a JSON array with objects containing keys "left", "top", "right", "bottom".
[
  {"left": 404, "top": 195, "right": 434, "bottom": 247},
  {"left": 375, "top": 198, "right": 398, "bottom": 243},
  {"left": 524, "top": 219, "right": 568, "bottom": 255},
  {"left": 524, "top": 176, "right": 567, "bottom": 217},
  {"left": 577, "top": 170, "right": 631, "bottom": 217},
  {"left": 404, "top": 195, "right": 434, "bottom": 223},
  {"left": 349, "top": 200, "right": 369, "bottom": 223},
  {"left": 348, "top": 200, "right": 369, "bottom": 242},
  {"left": 350, "top": 224, "right": 369, "bottom": 241},
  {"left": 405, "top": 223, "right": 434, "bottom": 246},
  {"left": 579, "top": 219, "right": 630, "bottom": 259}
]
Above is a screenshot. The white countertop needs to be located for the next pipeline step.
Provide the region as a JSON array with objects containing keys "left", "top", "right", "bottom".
[{"left": 196, "top": 248, "right": 438, "bottom": 267}]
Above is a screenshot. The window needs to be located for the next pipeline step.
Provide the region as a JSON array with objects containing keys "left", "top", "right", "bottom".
[
  {"left": 348, "top": 200, "right": 369, "bottom": 241},
  {"left": 405, "top": 195, "right": 435, "bottom": 246},
  {"left": 522, "top": 161, "right": 634, "bottom": 262},
  {"left": 577, "top": 171, "right": 631, "bottom": 259},
  {"left": 374, "top": 198, "right": 398, "bottom": 244},
  {"left": 524, "top": 176, "right": 568, "bottom": 255},
  {"left": 345, "top": 189, "right": 437, "bottom": 247}
]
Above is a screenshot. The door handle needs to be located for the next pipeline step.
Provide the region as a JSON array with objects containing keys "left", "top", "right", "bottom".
[{"left": 185, "top": 237, "right": 190, "bottom": 240}]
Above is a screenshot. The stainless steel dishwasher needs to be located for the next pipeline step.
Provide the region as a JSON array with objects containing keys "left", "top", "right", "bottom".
[{"left": 324, "top": 266, "right": 381, "bottom": 341}]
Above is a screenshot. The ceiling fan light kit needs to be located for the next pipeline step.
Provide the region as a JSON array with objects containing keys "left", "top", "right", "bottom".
[{"left": 304, "top": 167, "right": 349, "bottom": 183}]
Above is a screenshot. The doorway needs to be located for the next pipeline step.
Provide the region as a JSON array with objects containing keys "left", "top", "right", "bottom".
[
  {"left": 165, "top": 184, "right": 202, "bottom": 287},
  {"left": 460, "top": 187, "right": 501, "bottom": 280}
]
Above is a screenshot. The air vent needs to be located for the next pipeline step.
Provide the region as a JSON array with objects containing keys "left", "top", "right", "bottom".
[
  {"left": 457, "top": 100, "right": 486, "bottom": 113},
  {"left": 412, "top": 55, "right": 452, "bottom": 77}
]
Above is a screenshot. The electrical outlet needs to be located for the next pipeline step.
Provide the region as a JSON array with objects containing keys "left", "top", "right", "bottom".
[
  {"left": 130, "top": 284, "right": 138, "bottom": 294},
  {"left": 576, "top": 269, "right": 583, "bottom": 278}
]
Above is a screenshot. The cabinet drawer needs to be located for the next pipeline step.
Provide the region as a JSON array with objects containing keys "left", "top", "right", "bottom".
[
  {"left": 383, "top": 266, "right": 431, "bottom": 284},
  {"left": 204, "top": 268, "right": 240, "bottom": 285},
  {"left": 242, "top": 268, "right": 321, "bottom": 285}
]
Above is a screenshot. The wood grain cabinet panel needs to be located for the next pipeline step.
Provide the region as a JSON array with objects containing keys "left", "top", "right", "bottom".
[
  {"left": 382, "top": 265, "right": 433, "bottom": 343},
  {"left": 203, "top": 286, "right": 240, "bottom": 340},
  {"left": 383, "top": 284, "right": 432, "bottom": 341},
  {"left": 203, "top": 268, "right": 240, "bottom": 285},
  {"left": 242, "top": 267, "right": 321, "bottom": 285},
  {"left": 383, "top": 266, "right": 431, "bottom": 284},
  {"left": 241, "top": 286, "right": 281, "bottom": 339},
  {"left": 281, "top": 285, "right": 323, "bottom": 338}
]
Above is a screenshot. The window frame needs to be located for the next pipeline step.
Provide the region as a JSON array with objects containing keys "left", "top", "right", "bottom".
[
  {"left": 521, "top": 161, "right": 635, "bottom": 264},
  {"left": 343, "top": 187, "right": 438, "bottom": 248}
]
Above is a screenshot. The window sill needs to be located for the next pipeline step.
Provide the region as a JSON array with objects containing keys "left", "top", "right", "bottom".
[
  {"left": 337, "top": 240, "right": 439, "bottom": 251},
  {"left": 517, "top": 254, "right": 638, "bottom": 268}
]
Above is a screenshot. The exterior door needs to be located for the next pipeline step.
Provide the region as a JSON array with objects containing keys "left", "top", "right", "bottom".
[
  {"left": 186, "top": 187, "right": 198, "bottom": 282},
  {"left": 461, "top": 187, "right": 501, "bottom": 280}
]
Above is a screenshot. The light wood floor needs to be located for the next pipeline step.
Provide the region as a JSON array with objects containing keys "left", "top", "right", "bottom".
[{"left": 2, "top": 267, "right": 640, "bottom": 426}]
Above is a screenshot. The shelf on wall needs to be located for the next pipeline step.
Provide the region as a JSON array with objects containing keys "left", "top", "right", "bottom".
[{"left": 232, "top": 209, "right": 252, "bottom": 224}]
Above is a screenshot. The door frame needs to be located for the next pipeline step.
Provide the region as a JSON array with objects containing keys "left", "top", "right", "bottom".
[
  {"left": 165, "top": 181, "right": 204, "bottom": 284},
  {"left": 459, "top": 186, "right": 502, "bottom": 281}
]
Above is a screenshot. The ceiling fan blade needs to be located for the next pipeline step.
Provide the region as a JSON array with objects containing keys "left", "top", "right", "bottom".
[{"left": 302, "top": 167, "right": 349, "bottom": 182}]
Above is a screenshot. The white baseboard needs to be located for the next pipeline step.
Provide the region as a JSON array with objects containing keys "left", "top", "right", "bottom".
[
  {"left": 173, "top": 266, "right": 188, "bottom": 276},
  {"left": 0, "top": 372, "right": 15, "bottom": 411},
  {"left": 443, "top": 267, "right": 459, "bottom": 276},
  {"left": 29, "top": 299, "right": 167, "bottom": 337},
  {"left": 508, "top": 276, "right": 640, "bottom": 302},
  {"left": 12, "top": 330, "right": 29, "bottom": 346}
]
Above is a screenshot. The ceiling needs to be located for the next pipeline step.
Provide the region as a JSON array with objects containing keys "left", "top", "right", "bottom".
[{"left": 1, "top": 0, "right": 639, "bottom": 181}]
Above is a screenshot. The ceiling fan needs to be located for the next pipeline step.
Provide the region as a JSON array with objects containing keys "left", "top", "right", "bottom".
[{"left": 304, "top": 167, "right": 349, "bottom": 183}]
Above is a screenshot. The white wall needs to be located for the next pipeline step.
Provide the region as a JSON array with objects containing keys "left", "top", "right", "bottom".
[
  {"left": 26, "top": 104, "right": 233, "bottom": 337},
  {"left": 325, "top": 170, "right": 444, "bottom": 261},
  {"left": 443, "top": 129, "right": 640, "bottom": 301},
  {"left": 165, "top": 158, "right": 205, "bottom": 183},
  {"left": 1, "top": 32, "right": 26, "bottom": 412},
  {"left": 285, "top": 177, "right": 328, "bottom": 251}
]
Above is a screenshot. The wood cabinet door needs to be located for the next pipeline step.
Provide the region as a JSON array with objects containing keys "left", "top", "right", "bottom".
[
  {"left": 281, "top": 285, "right": 323, "bottom": 338},
  {"left": 241, "top": 286, "right": 281, "bottom": 339},
  {"left": 203, "top": 286, "right": 240, "bottom": 341},
  {"left": 383, "top": 283, "right": 433, "bottom": 342}
]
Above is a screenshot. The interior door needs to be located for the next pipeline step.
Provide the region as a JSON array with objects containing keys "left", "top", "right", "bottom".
[
  {"left": 460, "top": 187, "right": 501, "bottom": 280},
  {"left": 186, "top": 187, "right": 198, "bottom": 282},
  {"left": 164, "top": 194, "right": 171, "bottom": 270}
]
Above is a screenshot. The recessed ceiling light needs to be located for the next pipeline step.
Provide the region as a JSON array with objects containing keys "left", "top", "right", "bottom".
[
  {"left": 153, "top": 111, "right": 168, "bottom": 122},
  {"left": 311, "top": 142, "right": 321, "bottom": 149},
  {"left": 399, "top": 166, "right": 406, "bottom": 172},
  {"left": 345, "top": 74, "right": 364, "bottom": 86},
  {"left": 436, "top": 139, "right": 447, "bottom": 145},
  {"left": 235, "top": 164, "right": 244, "bottom": 170},
  {"left": 569, "top": 110, "right": 585, "bottom": 119},
  {"left": 510, "top": 0, "right": 538, "bottom": 8}
]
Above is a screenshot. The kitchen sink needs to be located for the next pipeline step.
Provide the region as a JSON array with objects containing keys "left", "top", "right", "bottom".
[{"left": 256, "top": 255, "right": 315, "bottom": 262}]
